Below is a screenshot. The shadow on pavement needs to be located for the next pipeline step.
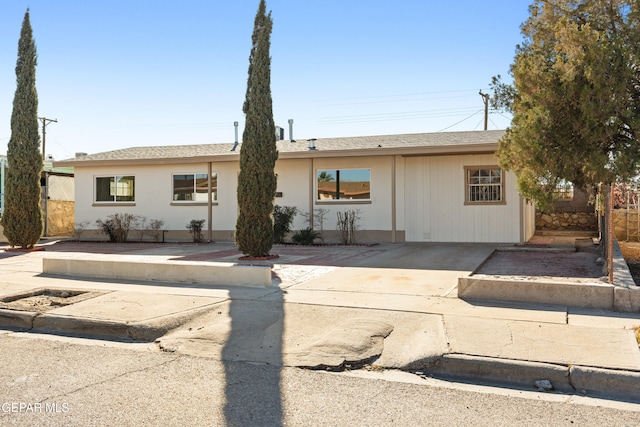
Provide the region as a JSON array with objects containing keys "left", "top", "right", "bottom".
[{"left": 222, "top": 280, "right": 284, "bottom": 426}]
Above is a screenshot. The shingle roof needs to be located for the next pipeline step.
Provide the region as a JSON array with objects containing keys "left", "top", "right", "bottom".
[
  {"left": 54, "top": 129, "right": 505, "bottom": 167},
  {"left": 288, "top": 130, "right": 504, "bottom": 151}
]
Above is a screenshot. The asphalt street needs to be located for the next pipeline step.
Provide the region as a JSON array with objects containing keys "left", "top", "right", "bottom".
[{"left": 1, "top": 331, "right": 639, "bottom": 427}]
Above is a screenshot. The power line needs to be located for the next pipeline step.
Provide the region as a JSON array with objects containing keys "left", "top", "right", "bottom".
[
  {"left": 316, "top": 107, "right": 482, "bottom": 125},
  {"left": 437, "top": 109, "right": 484, "bottom": 132},
  {"left": 315, "top": 88, "right": 484, "bottom": 104}
]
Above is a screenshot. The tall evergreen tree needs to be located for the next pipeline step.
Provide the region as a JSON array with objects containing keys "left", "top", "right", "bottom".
[
  {"left": 235, "top": 0, "right": 278, "bottom": 257},
  {"left": 491, "top": 0, "right": 640, "bottom": 211},
  {"left": 1, "top": 9, "right": 43, "bottom": 248}
]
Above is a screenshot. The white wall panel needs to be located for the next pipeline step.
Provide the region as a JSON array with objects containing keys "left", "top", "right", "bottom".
[{"left": 404, "top": 154, "right": 522, "bottom": 243}]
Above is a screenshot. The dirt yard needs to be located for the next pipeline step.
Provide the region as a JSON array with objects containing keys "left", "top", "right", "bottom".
[{"left": 618, "top": 241, "right": 640, "bottom": 286}]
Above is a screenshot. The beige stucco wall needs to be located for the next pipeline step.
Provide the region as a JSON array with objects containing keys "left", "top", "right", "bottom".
[
  {"left": 73, "top": 156, "right": 398, "bottom": 242},
  {"left": 72, "top": 152, "right": 529, "bottom": 243},
  {"left": 275, "top": 158, "right": 312, "bottom": 231},
  {"left": 75, "top": 162, "right": 239, "bottom": 240}
]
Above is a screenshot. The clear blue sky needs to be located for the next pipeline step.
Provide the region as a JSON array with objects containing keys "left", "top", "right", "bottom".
[{"left": 0, "top": 1, "right": 531, "bottom": 160}]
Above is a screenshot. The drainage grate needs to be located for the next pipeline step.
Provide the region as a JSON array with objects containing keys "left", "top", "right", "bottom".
[{"left": 0, "top": 288, "right": 105, "bottom": 313}]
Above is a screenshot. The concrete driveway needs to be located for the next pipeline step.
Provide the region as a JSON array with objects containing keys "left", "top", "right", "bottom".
[
  {"left": 2, "top": 239, "right": 640, "bottom": 400},
  {"left": 146, "top": 241, "right": 498, "bottom": 295}
]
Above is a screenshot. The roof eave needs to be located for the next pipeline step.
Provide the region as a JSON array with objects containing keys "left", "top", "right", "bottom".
[
  {"left": 53, "top": 153, "right": 242, "bottom": 168},
  {"left": 278, "top": 142, "right": 498, "bottom": 159},
  {"left": 53, "top": 142, "right": 499, "bottom": 168}
]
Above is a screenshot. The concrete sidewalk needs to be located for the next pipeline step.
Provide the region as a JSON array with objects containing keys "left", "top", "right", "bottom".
[{"left": 0, "top": 239, "right": 639, "bottom": 403}]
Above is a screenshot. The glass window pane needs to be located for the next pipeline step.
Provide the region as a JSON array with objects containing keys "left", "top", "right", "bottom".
[
  {"left": 95, "top": 177, "right": 114, "bottom": 202},
  {"left": 211, "top": 173, "right": 218, "bottom": 201},
  {"left": 317, "top": 170, "right": 337, "bottom": 200},
  {"left": 194, "top": 173, "right": 208, "bottom": 201},
  {"left": 173, "top": 173, "right": 217, "bottom": 202},
  {"left": 339, "top": 169, "right": 370, "bottom": 200},
  {"left": 317, "top": 169, "right": 371, "bottom": 200},
  {"left": 116, "top": 176, "right": 135, "bottom": 202},
  {"left": 173, "top": 174, "right": 194, "bottom": 201}
]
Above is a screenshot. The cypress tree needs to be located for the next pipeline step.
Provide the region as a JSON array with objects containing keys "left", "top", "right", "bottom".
[
  {"left": 235, "top": 0, "right": 278, "bottom": 257},
  {"left": 1, "top": 9, "right": 43, "bottom": 249}
]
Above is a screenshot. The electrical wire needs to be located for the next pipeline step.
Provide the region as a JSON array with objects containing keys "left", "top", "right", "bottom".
[{"left": 437, "top": 110, "right": 484, "bottom": 132}]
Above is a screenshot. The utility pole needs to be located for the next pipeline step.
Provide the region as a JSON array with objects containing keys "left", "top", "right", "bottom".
[
  {"left": 479, "top": 91, "right": 490, "bottom": 130},
  {"left": 39, "top": 117, "right": 57, "bottom": 160}
]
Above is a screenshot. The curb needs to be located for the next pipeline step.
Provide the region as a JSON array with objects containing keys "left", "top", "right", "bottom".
[
  {"left": 32, "top": 314, "right": 132, "bottom": 340},
  {"left": 0, "top": 308, "right": 38, "bottom": 331},
  {"left": 570, "top": 365, "right": 640, "bottom": 400},
  {"left": 423, "top": 354, "right": 573, "bottom": 393},
  {"left": 3, "top": 303, "right": 221, "bottom": 342},
  {"left": 420, "top": 353, "right": 640, "bottom": 402}
]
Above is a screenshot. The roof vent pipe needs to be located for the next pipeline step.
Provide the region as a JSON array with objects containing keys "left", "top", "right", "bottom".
[
  {"left": 308, "top": 138, "right": 316, "bottom": 150},
  {"left": 288, "top": 119, "right": 295, "bottom": 142},
  {"left": 231, "top": 121, "right": 239, "bottom": 151}
]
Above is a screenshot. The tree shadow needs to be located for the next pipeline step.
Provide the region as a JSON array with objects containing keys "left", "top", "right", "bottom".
[{"left": 222, "top": 278, "right": 284, "bottom": 426}]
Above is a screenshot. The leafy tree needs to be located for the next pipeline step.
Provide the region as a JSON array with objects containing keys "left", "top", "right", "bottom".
[
  {"left": 235, "top": 0, "right": 278, "bottom": 257},
  {"left": 491, "top": 0, "right": 640, "bottom": 211},
  {"left": 1, "top": 9, "right": 43, "bottom": 248}
]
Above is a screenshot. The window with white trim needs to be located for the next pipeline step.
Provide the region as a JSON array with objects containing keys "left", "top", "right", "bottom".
[
  {"left": 95, "top": 176, "right": 135, "bottom": 202},
  {"left": 465, "top": 167, "right": 504, "bottom": 204},
  {"left": 317, "top": 169, "right": 370, "bottom": 201},
  {"left": 172, "top": 173, "right": 217, "bottom": 202}
]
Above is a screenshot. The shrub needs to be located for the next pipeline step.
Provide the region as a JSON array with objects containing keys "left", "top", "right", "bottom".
[
  {"left": 131, "top": 217, "right": 165, "bottom": 242},
  {"left": 134, "top": 216, "right": 149, "bottom": 242},
  {"left": 301, "top": 208, "right": 328, "bottom": 243},
  {"left": 273, "top": 205, "right": 297, "bottom": 244},
  {"left": 96, "top": 213, "right": 138, "bottom": 243},
  {"left": 72, "top": 221, "right": 90, "bottom": 242},
  {"left": 292, "top": 227, "right": 320, "bottom": 245},
  {"left": 148, "top": 219, "right": 165, "bottom": 242},
  {"left": 337, "top": 209, "right": 360, "bottom": 245},
  {"left": 187, "top": 219, "right": 205, "bottom": 243}
]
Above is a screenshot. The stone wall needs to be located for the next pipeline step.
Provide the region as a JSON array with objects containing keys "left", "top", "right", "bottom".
[
  {"left": 46, "top": 200, "right": 74, "bottom": 236},
  {"left": 613, "top": 208, "right": 640, "bottom": 242},
  {"left": 535, "top": 211, "right": 598, "bottom": 231}
]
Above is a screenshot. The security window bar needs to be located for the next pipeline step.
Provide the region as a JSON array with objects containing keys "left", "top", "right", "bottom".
[
  {"left": 554, "top": 181, "right": 574, "bottom": 200},
  {"left": 466, "top": 168, "right": 503, "bottom": 203}
]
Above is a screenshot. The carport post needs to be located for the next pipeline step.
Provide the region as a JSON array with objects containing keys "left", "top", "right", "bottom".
[
  {"left": 208, "top": 162, "right": 213, "bottom": 242},
  {"left": 0, "top": 157, "right": 5, "bottom": 216},
  {"left": 607, "top": 182, "right": 614, "bottom": 284}
]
